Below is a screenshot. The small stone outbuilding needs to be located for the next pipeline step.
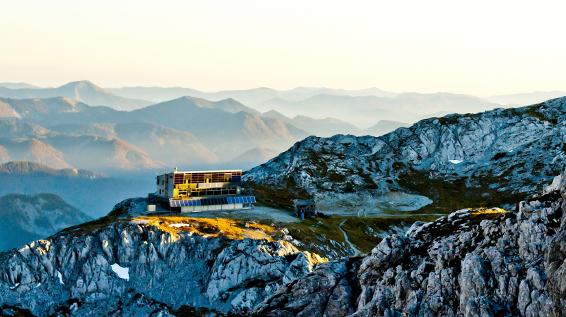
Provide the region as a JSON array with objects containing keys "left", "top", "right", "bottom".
[{"left": 293, "top": 199, "right": 317, "bottom": 220}]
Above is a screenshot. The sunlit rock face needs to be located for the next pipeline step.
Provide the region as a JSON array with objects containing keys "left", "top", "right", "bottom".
[
  {"left": 255, "top": 171, "right": 566, "bottom": 317},
  {"left": 0, "top": 204, "right": 325, "bottom": 316},
  {"left": 244, "top": 97, "right": 566, "bottom": 212}
]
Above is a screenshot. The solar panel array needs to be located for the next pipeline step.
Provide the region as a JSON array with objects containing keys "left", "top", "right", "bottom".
[
  {"left": 226, "top": 196, "right": 256, "bottom": 204},
  {"left": 169, "top": 196, "right": 256, "bottom": 208}
]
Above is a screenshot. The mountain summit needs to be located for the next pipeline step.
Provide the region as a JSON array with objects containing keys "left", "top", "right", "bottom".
[
  {"left": 0, "top": 81, "right": 151, "bottom": 110},
  {"left": 244, "top": 97, "right": 566, "bottom": 212}
]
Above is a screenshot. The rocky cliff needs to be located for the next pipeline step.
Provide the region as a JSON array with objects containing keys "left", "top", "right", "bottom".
[
  {"left": 1, "top": 175, "right": 565, "bottom": 317},
  {"left": 255, "top": 171, "right": 566, "bottom": 316},
  {"left": 0, "top": 205, "right": 325, "bottom": 316},
  {"left": 244, "top": 97, "right": 566, "bottom": 213}
]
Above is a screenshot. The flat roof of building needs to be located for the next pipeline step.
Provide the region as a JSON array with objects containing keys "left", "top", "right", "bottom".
[{"left": 158, "top": 169, "right": 242, "bottom": 175}]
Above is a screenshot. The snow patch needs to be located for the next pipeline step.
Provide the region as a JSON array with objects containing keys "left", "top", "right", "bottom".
[
  {"left": 169, "top": 223, "right": 191, "bottom": 228},
  {"left": 10, "top": 283, "right": 20, "bottom": 290},
  {"left": 57, "top": 271, "right": 64, "bottom": 285},
  {"left": 449, "top": 159, "right": 463, "bottom": 164},
  {"left": 18, "top": 245, "right": 30, "bottom": 253},
  {"left": 111, "top": 263, "right": 130, "bottom": 281}
]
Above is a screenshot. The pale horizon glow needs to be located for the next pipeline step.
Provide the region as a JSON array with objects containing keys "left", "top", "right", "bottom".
[{"left": 1, "top": 0, "right": 565, "bottom": 96}]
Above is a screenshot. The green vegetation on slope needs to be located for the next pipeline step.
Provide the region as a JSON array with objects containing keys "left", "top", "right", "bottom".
[{"left": 284, "top": 214, "right": 440, "bottom": 255}]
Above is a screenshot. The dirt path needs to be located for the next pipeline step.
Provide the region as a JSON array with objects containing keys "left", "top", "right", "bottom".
[
  {"left": 178, "top": 206, "right": 298, "bottom": 223},
  {"left": 338, "top": 219, "right": 361, "bottom": 256}
]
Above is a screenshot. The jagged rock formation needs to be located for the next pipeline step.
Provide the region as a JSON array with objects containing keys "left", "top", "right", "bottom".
[
  {"left": 244, "top": 97, "right": 566, "bottom": 212},
  {"left": 255, "top": 172, "right": 566, "bottom": 316},
  {"left": 1, "top": 172, "right": 565, "bottom": 317},
  {"left": 0, "top": 204, "right": 325, "bottom": 316}
]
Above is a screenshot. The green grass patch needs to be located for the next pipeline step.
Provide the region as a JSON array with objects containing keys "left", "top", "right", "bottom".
[
  {"left": 247, "top": 180, "right": 311, "bottom": 209},
  {"left": 57, "top": 215, "right": 119, "bottom": 237},
  {"left": 397, "top": 168, "right": 525, "bottom": 213},
  {"left": 284, "top": 214, "right": 441, "bottom": 254}
]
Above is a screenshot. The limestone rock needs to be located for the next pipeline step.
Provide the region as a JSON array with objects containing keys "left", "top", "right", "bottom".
[
  {"left": 245, "top": 97, "right": 566, "bottom": 212},
  {"left": 256, "top": 170, "right": 566, "bottom": 316},
  {"left": 0, "top": 218, "right": 325, "bottom": 316}
]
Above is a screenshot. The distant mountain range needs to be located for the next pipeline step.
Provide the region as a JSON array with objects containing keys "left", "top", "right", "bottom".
[
  {"left": 0, "top": 80, "right": 563, "bottom": 172},
  {"left": 2, "top": 81, "right": 564, "bottom": 119},
  {"left": 0, "top": 161, "right": 153, "bottom": 217},
  {"left": 0, "top": 95, "right": 309, "bottom": 171},
  {"left": 258, "top": 92, "right": 501, "bottom": 127},
  {"left": 262, "top": 110, "right": 362, "bottom": 136},
  {"left": 126, "top": 97, "right": 306, "bottom": 160},
  {"left": 0, "top": 160, "right": 98, "bottom": 177},
  {"left": 230, "top": 147, "right": 280, "bottom": 169},
  {"left": 0, "top": 192, "right": 90, "bottom": 251},
  {"left": 106, "top": 85, "right": 566, "bottom": 127},
  {"left": 262, "top": 110, "right": 408, "bottom": 137},
  {"left": 0, "top": 91, "right": 410, "bottom": 170},
  {"left": 488, "top": 91, "right": 566, "bottom": 107},
  {"left": 107, "top": 85, "right": 502, "bottom": 126},
  {"left": 0, "top": 81, "right": 151, "bottom": 111},
  {"left": 0, "top": 115, "right": 160, "bottom": 170},
  {"left": 364, "top": 120, "right": 411, "bottom": 136},
  {"left": 0, "top": 82, "right": 39, "bottom": 89},
  {"left": 107, "top": 85, "right": 566, "bottom": 116},
  {"left": 107, "top": 86, "right": 396, "bottom": 106}
]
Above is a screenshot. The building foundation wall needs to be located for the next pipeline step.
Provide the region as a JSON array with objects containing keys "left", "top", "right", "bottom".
[{"left": 180, "top": 203, "right": 249, "bottom": 213}]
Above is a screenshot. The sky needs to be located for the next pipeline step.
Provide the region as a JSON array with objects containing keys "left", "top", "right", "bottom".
[{"left": 0, "top": 0, "right": 565, "bottom": 96}]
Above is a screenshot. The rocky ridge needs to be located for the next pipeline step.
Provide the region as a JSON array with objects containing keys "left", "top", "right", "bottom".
[
  {"left": 244, "top": 97, "right": 566, "bottom": 212},
  {"left": 0, "top": 202, "right": 325, "bottom": 316},
  {"left": 1, "top": 174, "right": 564, "bottom": 317},
  {"left": 254, "top": 171, "right": 566, "bottom": 316}
]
